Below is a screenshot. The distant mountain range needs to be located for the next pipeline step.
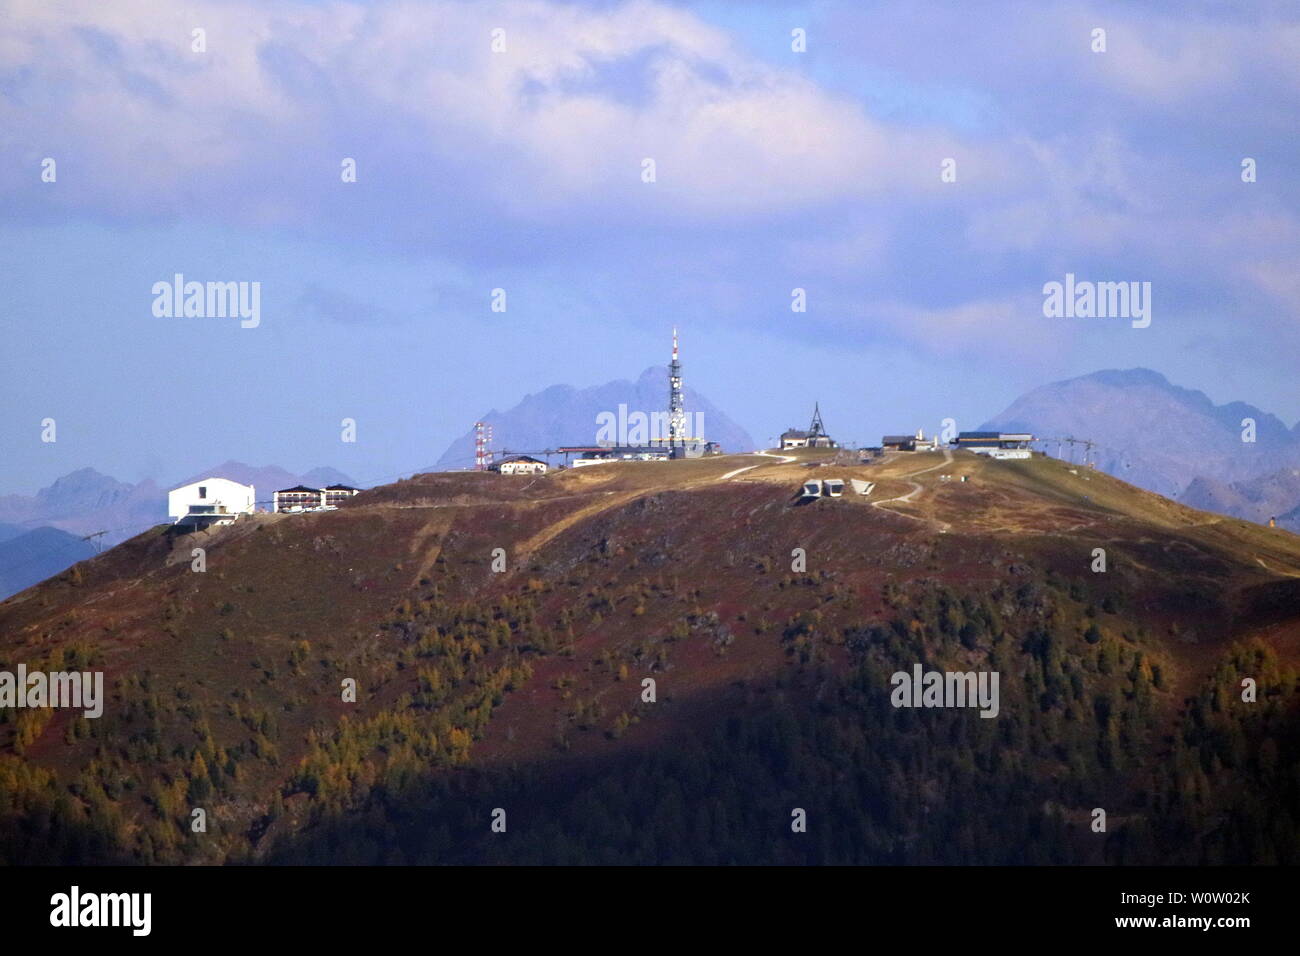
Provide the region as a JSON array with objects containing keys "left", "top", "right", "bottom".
[
  {"left": 173, "top": 462, "right": 357, "bottom": 498},
  {"left": 0, "top": 527, "right": 96, "bottom": 600},
  {"left": 0, "top": 469, "right": 163, "bottom": 544},
  {"left": 434, "top": 366, "right": 757, "bottom": 469},
  {"left": 0, "top": 462, "right": 357, "bottom": 600},
  {"left": 982, "top": 368, "right": 1300, "bottom": 530},
  {"left": 3, "top": 366, "right": 1296, "bottom": 602},
  {"left": 1179, "top": 470, "right": 1300, "bottom": 530}
]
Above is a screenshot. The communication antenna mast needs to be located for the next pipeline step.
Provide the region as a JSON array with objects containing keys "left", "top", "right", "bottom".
[
  {"left": 474, "top": 421, "right": 488, "bottom": 471},
  {"left": 668, "top": 327, "right": 686, "bottom": 443}
]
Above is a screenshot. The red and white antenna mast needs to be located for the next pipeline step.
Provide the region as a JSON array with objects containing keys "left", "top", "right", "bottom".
[{"left": 474, "top": 421, "right": 487, "bottom": 471}]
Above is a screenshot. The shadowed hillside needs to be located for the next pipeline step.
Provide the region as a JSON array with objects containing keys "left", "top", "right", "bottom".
[{"left": 2, "top": 450, "right": 1298, "bottom": 864}]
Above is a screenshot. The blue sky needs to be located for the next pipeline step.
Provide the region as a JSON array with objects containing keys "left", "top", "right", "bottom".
[{"left": 2, "top": 0, "right": 1297, "bottom": 492}]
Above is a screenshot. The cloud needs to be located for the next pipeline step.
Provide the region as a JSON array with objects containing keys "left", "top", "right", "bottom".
[
  {"left": 2, "top": 0, "right": 1297, "bottom": 374},
  {"left": 0, "top": 0, "right": 980, "bottom": 230}
]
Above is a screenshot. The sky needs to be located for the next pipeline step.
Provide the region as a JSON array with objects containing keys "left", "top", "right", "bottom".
[{"left": 1, "top": 0, "right": 1297, "bottom": 493}]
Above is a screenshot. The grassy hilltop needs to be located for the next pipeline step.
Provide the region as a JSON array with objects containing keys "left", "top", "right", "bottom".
[{"left": 2, "top": 448, "right": 1298, "bottom": 864}]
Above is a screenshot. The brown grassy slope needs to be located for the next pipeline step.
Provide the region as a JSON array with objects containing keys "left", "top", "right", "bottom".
[
  {"left": 466, "top": 452, "right": 1300, "bottom": 764},
  {"left": 1, "top": 450, "right": 1297, "bottom": 857}
]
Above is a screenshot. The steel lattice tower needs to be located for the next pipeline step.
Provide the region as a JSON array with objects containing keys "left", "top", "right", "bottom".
[
  {"left": 809, "top": 402, "right": 826, "bottom": 440},
  {"left": 474, "top": 421, "right": 487, "bottom": 471},
  {"left": 668, "top": 327, "right": 686, "bottom": 442}
]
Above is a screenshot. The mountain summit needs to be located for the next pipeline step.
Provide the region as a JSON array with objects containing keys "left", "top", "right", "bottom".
[
  {"left": 434, "top": 366, "right": 755, "bottom": 468},
  {"left": 982, "top": 368, "right": 1299, "bottom": 500},
  {"left": 2, "top": 446, "right": 1297, "bottom": 864}
]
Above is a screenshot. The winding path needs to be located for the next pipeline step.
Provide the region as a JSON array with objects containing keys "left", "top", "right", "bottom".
[
  {"left": 872, "top": 449, "right": 953, "bottom": 529},
  {"left": 719, "top": 449, "right": 797, "bottom": 480}
]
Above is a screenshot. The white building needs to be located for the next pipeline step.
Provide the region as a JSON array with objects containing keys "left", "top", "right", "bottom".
[
  {"left": 955, "top": 432, "right": 1035, "bottom": 460},
  {"left": 272, "top": 484, "right": 362, "bottom": 513},
  {"left": 323, "top": 484, "right": 361, "bottom": 506},
  {"left": 488, "top": 455, "right": 548, "bottom": 476},
  {"left": 272, "top": 485, "right": 323, "bottom": 513},
  {"left": 168, "top": 477, "right": 256, "bottom": 528},
  {"left": 982, "top": 448, "right": 1032, "bottom": 460}
]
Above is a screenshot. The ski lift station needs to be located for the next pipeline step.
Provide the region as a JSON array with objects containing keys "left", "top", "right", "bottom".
[{"left": 801, "top": 477, "right": 870, "bottom": 500}]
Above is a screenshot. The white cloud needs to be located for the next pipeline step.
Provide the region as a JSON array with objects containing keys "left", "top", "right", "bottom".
[{"left": 0, "top": 0, "right": 978, "bottom": 223}]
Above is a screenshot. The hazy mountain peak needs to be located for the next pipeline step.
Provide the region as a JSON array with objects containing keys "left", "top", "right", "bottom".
[
  {"left": 984, "top": 368, "right": 1300, "bottom": 500},
  {"left": 34, "top": 467, "right": 136, "bottom": 516},
  {"left": 37, "top": 466, "right": 129, "bottom": 498},
  {"left": 301, "top": 467, "right": 359, "bottom": 488},
  {"left": 1078, "top": 367, "right": 1172, "bottom": 389},
  {"left": 433, "top": 368, "right": 755, "bottom": 469}
]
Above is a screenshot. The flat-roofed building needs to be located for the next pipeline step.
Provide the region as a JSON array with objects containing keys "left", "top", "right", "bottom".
[
  {"left": 956, "top": 431, "right": 1035, "bottom": 451},
  {"left": 956, "top": 431, "right": 1035, "bottom": 459},
  {"left": 273, "top": 485, "right": 323, "bottom": 512},
  {"left": 168, "top": 477, "right": 256, "bottom": 529},
  {"left": 323, "top": 484, "right": 361, "bottom": 506}
]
